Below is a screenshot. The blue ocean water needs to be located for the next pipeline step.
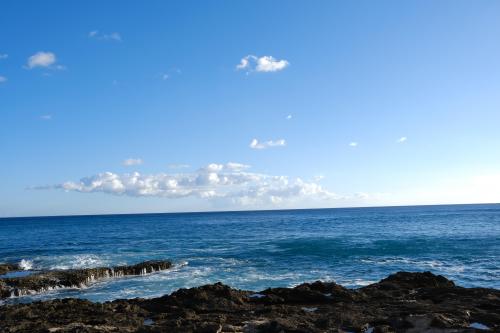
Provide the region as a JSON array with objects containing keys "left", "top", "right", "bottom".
[{"left": 0, "top": 204, "right": 499, "bottom": 304}]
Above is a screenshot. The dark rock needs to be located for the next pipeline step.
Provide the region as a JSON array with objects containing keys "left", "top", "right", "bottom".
[
  {"left": 0, "top": 271, "right": 499, "bottom": 333},
  {"left": 0, "top": 260, "right": 172, "bottom": 298},
  {"left": 160, "top": 282, "right": 250, "bottom": 312},
  {"left": 378, "top": 271, "right": 455, "bottom": 288},
  {"left": 0, "top": 263, "right": 20, "bottom": 276}
]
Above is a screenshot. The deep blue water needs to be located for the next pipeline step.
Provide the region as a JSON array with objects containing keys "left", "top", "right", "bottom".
[{"left": 1, "top": 204, "right": 499, "bottom": 304}]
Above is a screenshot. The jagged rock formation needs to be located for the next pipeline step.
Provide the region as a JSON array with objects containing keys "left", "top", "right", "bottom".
[
  {"left": 0, "top": 260, "right": 172, "bottom": 299},
  {"left": 0, "top": 271, "right": 498, "bottom": 332}
]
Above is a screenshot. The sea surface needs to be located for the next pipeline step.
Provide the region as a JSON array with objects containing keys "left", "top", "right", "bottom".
[{"left": 1, "top": 204, "right": 499, "bottom": 304}]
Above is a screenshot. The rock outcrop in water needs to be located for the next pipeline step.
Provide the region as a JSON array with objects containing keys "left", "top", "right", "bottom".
[
  {"left": 0, "top": 271, "right": 499, "bottom": 332},
  {"left": 0, "top": 263, "right": 20, "bottom": 276},
  {"left": 0, "top": 260, "right": 172, "bottom": 299}
]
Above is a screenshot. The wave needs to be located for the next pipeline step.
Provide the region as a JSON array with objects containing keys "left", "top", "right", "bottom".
[
  {"left": 49, "top": 254, "right": 108, "bottom": 270},
  {"left": 359, "top": 257, "right": 468, "bottom": 274},
  {"left": 19, "top": 259, "right": 33, "bottom": 270}
]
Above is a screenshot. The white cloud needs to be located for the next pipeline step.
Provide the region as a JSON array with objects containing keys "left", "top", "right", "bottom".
[
  {"left": 26, "top": 51, "right": 64, "bottom": 70},
  {"left": 349, "top": 142, "right": 358, "bottom": 147},
  {"left": 40, "top": 115, "right": 52, "bottom": 120},
  {"left": 167, "top": 163, "right": 190, "bottom": 169},
  {"left": 286, "top": 114, "right": 292, "bottom": 120},
  {"left": 224, "top": 162, "right": 250, "bottom": 171},
  {"left": 236, "top": 57, "right": 250, "bottom": 70},
  {"left": 27, "top": 51, "right": 56, "bottom": 68},
  {"left": 0, "top": 76, "right": 6, "bottom": 83},
  {"left": 89, "top": 30, "right": 121, "bottom": 41},
  {"left": 123, "top": 158, "right": 143, "bottom": 166},
  {"left": 236, "top": 55, "right": 289, "bottom": 73},
  {"left": 35, "top": 163, "right": 337, "bottom": 206},
  {"left": 250, "top": 139, "right": 286, "bottom": 150},
  {"left": 0, "top": 54, "right": 7, "bottom": 60},
  {"left": 256, "top": 56, "right": 289, "bottom": 72},
  {"left": 397, "top": 136, "right": 407, "bottom": 143}
]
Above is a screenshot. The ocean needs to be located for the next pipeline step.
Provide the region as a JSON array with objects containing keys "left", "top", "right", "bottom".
[{"left": 1, "top": 204, "right": 499, "bottom": 304}]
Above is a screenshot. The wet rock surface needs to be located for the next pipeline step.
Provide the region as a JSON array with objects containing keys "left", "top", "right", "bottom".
[
  {"left": 0, "top": 271, "right": 498, "bottom": 332},
  {"left": 0, "top": 263, "right": 20, "bottom": 276},
  {"left": 0, "top": 260, "right": 172, "bottom": 299}
]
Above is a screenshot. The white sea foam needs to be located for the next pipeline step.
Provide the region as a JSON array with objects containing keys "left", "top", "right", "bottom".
[
  {"left": 176, "top": 260, "right": 189, "bottom": 268},
  {"left": 360, "top": 257, "right": 466, "bottom": 274},
  {"left": 49, "top": 254, "right": 106, "bottom": 270},
  {"left": 19, "top": 259, "right": 33, "bottom": 270},
  {"left": 342, "top": 279, "right": 377, "bottom": 287}
]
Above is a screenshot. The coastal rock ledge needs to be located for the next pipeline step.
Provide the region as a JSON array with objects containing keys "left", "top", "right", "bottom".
[
  {"left": 0, "top": 271, "right": 499, "bottom": 333},
  {"left": 0, "top": 260, "right": 173, "bottom": 298}
]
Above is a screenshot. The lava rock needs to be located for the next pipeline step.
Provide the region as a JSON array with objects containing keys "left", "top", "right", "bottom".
[
  {"left": 0, "top": 260, "right": 173, "bottom": 298},
  {"left": 0, "top": 271, "right": 498, "bottom": 333}
]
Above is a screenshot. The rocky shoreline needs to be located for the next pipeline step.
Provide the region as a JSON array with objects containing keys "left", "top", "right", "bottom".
[
  {"left": 0, "top": 260, "right": 173, "bottom": 299},
  {"left": 0, "top": 270, "right": 498, "bottom": 332}
]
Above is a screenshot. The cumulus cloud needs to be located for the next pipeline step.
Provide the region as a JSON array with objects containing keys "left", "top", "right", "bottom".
[
  {"left": 0, "top": 76, "right": 6, "bottom": 83},
  {"left": 33, "top": 163, "right": 337, "bottom": 206},
  {"left": 286, "top": 114, "right": 292, "bottom": 120},
  {"left": 27, "top": 51, "right": 55, "bottom": 68},
  {"left": 349, "top": 142, "right": 358, "bottom": 147},
  {"left": 236, "top": 55, "right": 289, "bottom": 73},
  {"left": 89, "top": 30, "right": 121, "bottom": 41},
  {"left": 123, "top": 158, "right": 143, "bottom": 166},
  {"left": 249, "top": 139, "right": 286, "bottom": 150},
  {"left": 397, "top": 136, "right": 407, "bottom": 143},
  {"left": 26, "top": 51, "right": 64, "bottom": 70}
]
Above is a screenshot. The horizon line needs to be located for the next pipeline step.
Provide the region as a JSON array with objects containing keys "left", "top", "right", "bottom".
[{"left": 1, "top": 202, "right": 499, "bottom": 220}]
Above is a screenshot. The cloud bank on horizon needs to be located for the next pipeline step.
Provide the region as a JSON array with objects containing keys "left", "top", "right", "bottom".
[{"left": 34, "top": 163, "right": 340, "bottom": 207}]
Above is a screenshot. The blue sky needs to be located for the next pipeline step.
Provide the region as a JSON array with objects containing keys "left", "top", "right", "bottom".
[{"left": 1, "top": 1, "right": 500, "bottom": 217}]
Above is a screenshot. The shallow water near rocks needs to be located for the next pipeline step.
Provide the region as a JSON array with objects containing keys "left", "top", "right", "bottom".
[
  {"left": 0, "top": 270, "right": 34, "bottom": 279},
  {"left": 0, "top": 204, "right": 499, "bottom": 304}
]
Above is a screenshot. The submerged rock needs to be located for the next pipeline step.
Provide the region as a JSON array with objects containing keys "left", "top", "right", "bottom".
[
  {"left": 0, "top": 260, "right": 172, "bottom": 299},
  {"left": 0, "top": 271, "right": 499, "bottom": 332}
]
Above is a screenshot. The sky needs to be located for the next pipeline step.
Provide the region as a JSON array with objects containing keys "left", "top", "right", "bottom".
[{"left": 1, "top": 1, "right": 500, "bottom": 217}]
